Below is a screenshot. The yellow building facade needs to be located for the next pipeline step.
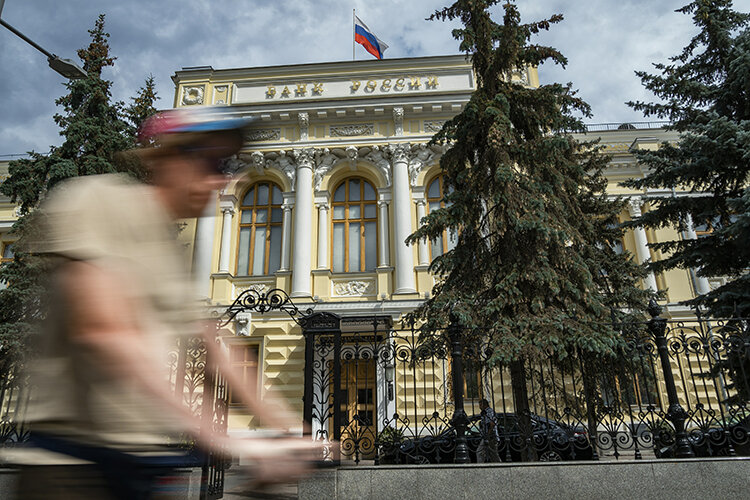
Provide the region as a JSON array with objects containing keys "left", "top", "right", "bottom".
[{"left": 168, "top": 55, "right": 720, "bottom": 439}]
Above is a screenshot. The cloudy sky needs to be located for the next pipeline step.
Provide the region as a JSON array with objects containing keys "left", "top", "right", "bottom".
[{"left": 1, "top": 0, "right": 749, "bottom": 157}]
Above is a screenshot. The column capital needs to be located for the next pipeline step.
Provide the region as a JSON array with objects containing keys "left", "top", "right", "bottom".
[
  {"left": 292, "top": 148, "right": 315, "bottom": 170},
  {"left": 219, "top": 193, "right": 237, "bottom": 212},
  {"left": 387, "top": 142, "right": 411, "bottom": 163},
  {"left": 316, "top": 201, "right": 330, "bottom": 211},
  {"left": 414, "top": 199, "right": 426, "bottom": 207},
  {"left": 377, "top": 200, "right": 390, "bottom": 208}
]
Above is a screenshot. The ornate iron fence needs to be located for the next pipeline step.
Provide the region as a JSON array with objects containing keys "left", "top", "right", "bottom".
[{"left": 301, "top": 301, "right": 750, "bottom": 464}]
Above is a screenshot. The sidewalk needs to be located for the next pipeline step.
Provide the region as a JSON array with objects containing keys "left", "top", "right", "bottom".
[{"left": 221, "top": 466, "right": 298, "bottom": 500}]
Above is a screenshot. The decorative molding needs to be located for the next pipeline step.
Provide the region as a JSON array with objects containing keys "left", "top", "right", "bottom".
[
  {"left": 393, "top": 107, "right": 404, "bottom": 136},
  {"left": 424, "top": 120, "right": 445, "bottom": 133},
  {"left": 246, "top": 128, "right": 281, "bottom": 142},
  {"left": 182, "top": 85, "right": 205, "bottom": 105},
  {"left": 345, "top": 145, "right": 358, "bottom": 168},
  {"left": 332, "top": 280, "right": 375, "bottom": 297},
  {"left": 265, "top": 151, "right": 297, "bottom": 186},
  {"left": 330, "top": 124, "right": 374, "bottom": 137}
]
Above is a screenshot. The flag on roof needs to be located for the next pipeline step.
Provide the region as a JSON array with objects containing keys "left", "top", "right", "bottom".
[{"left": 354, "top": 15, "right": 389, "bottom": 60}]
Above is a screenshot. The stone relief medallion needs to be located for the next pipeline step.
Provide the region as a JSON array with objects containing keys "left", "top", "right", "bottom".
[
  {"left": 332, "top": 280, "right": 375, "bottom": 297},
  {"left": 182, "top": 85, "right": 205, "bottom": 105}
]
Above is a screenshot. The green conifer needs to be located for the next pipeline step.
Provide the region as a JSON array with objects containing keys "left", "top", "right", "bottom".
[
  {"left": 0, "top": 15, "right": 158, "bottom": 358},
  {"left": 623, "top": 1, "right": 750, "bottom": 317}
]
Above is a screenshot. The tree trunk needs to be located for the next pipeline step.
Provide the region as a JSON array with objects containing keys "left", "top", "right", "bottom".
[{"left": 510, "top": 359, "right": 537, "bottom": 461}]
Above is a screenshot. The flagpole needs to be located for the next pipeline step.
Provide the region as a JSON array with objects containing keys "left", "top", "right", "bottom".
[{"left": 352, "top": 8, "right": 355, "bottom": 60}]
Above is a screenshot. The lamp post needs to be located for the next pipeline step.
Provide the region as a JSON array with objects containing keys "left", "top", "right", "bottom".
[{"left": 1, "top": 0, "right": 87, "bottom": 80}]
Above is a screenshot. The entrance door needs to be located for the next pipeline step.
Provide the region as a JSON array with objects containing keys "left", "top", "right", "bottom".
[{"left": 333, "top": 358, "right": 377, "bottom": 461}]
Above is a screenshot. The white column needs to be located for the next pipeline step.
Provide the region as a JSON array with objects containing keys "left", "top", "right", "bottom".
[
  {"left": 192, "top": 196, "right": 218, "bottom": 298},
  {"left": 415, "top": 199, "right": 430, "bottom": 265},
  {"left": 389, "top": 143, "right": 417, "bottom": 294},
  {"left": 218, "top": 211, "right": 234, "bottom": 273},
  {"left": 291, "top": 149, "right": 314, "bottom": 297},
  {"left": 628, "top": 197, "right": 658, "bottom": 292},
  {"left": 316, "top": 201, "right": 329, "bottom": 269},
  {"left": 279, "top": 196, "right": 294, "bottom": 271},
  {"left": 377, "top": 200, "right": 390, "bottom": 267},
  {"left": 683, "top": 213, "right": 712, "bottom": 295}
]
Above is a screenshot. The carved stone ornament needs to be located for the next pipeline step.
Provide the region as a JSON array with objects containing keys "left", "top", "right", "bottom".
[
  {"left": 235, "top": 312, "right": 252, "bottom": 336},
  {"left": 269, "top": 150, "right": 297, "bottom": 186},
  {"left": 628, "top": 196, "right": 643, "bottom": 218},
  {"left": 298, "top": 112, "right": 309, "bottom": 141},
  {"left": 222, "top": 155, "right": 245, "bottom": 174},
  {"left": 333, "top": 280, "right": 375, "bottom": 296},
  {"left": 292, "top": 148, "right": 315, "bottom": 170},
  {"left": 364, "top": 145, "right": 392, "bottom": 187},
  {"left": 330, "top": 124, "right": 374, "bottom": 137},
  {"left": 235, "top": 283, "right": 270, "bottom": 298},
  {"left": 314, "top": 148, "right": 340, "bottom": 190},
  {"left": 393, "top": 107, "right": 404, "bottom": 136},
  {"left": 424, "top": 120, "right": 446, "bottom": 134},
  {"left": 182, "top": 86, "right": 205, "bottom": 105},
  {"left": 387, "top": 142, "right": 411, "bottom": 164},
  {"left": 408, "top": 143, "right": 443, "bottom": 187},
  {"left": 246, "top": 128, "right": 281, "bottom": 142}
]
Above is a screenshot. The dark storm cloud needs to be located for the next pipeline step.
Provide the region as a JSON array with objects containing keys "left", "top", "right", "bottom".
[{"left": 1, "top": 0, "right": 749, "bottom": 155}]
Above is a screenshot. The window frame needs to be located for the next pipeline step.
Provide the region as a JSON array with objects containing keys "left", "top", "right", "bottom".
[
  {"left": 330, "top": 178, "right": 378, "bottom": 273},
  {"left": 236, "top": 182, "right": 283, "bottom": 276}
]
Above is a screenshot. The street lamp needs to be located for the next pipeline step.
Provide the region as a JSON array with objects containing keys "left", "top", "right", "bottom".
[{"left": 0, "top": 0, "right": 87, "bottom": 80}]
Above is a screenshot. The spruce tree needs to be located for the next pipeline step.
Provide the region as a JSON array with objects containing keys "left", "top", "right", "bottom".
[
  {"left": 623, "top": 1, "right": 750, "bottom": 317},
  {"left": 409, "top": 1, "right": 650, "bottom": 456},
  {"left": 0, "top": 15, "right": 158, "bottom": 358}
]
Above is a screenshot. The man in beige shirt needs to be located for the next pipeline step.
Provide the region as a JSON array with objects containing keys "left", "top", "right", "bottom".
[{"left": 15, "top": 109, "right": 313, "bottom": 499}]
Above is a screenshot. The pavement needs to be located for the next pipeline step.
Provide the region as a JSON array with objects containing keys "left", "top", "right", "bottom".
[{"left": 221, "top": 465, "right": 298, "bottom": 500}]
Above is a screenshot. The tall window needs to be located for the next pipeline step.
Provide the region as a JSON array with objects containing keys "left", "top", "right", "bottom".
[
  {"left": 237, "top": 182, "right": 283, "bottom": 276},
  {"left": 331, "top": 178, "right": 377, "bottom": 272},
  {"left": 426, "top": 175, "right": 457, "bottom": 258}
]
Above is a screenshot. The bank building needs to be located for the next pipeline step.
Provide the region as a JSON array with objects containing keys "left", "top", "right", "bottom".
[{"left": 0, "top": 55, "right": 726, "bottom": 464}]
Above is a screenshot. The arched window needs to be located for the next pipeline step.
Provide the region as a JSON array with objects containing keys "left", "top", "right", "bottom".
[
  {"left": 237, "top": 182, "right": 283, "bottom": 276},
  {"left": 426, "top": 175, "right": 457, "bottom": 258},
  {"left": 331, "top": 178, "right": 377, "bottom": 272}
]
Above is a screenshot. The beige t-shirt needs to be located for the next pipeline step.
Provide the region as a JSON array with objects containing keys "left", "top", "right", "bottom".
[{"left": 25, "top": 174, "right": 200, "bottom": 450}]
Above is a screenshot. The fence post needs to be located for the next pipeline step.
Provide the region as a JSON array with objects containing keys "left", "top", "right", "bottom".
[
  {"left": 448, "top": 314, "right": 471, "bottom": 464},
  {"left": 648, "top": 299, "right": 695, "bottom": 458}
]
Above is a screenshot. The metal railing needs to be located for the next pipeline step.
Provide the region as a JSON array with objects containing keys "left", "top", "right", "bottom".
[
  {"left": 301, "top": 302, "right": 750, "bottom": 464},
  {"left": 581, "top": 121, "right": 671, "bottom": 132}
]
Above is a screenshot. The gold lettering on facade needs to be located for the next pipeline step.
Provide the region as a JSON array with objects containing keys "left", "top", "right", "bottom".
[
  {"left": 366, "top": 80, "right": 377, "bottom": 92},
  {"left": 266, "top": 86, "right": 276, "bottom": 98},
  {"left": 351, "top": 80, "right": 361, "bottom": 91},
  {"left": 409, "top": 77, "right": 421, "bottom": 89},
  {"left": 281, "top": 86, "right": 291, "bottom": 97},
  {"left": 425, "top": 76, "right": 438, "bottom": 88},
  {"left": 381, "top": 79, "right": 391, "bottom": 91},
  {"left": 295, "top": 83, "right": 307, "bottom": 96},
  {"left": 312, "top": 82, "right": 324, "bottom": 95},
  {"left": 394, "top": 78, "right": 405, "bottom": 91}
]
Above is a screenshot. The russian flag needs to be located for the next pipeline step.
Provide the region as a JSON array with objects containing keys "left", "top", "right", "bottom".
[{"left": 354, "top": 15, "right": 389, "bottom": 60}]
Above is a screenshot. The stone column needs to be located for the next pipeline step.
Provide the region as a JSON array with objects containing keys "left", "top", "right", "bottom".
[
  {"left": 279, "top": 194, "right": 294, "bottom": 271},
  {"left": 377, "top": 200, "right": 390, "bottom": 267},
  {"left": 415, "top": 199, "right": 430, "bottom": 266},
  {"left": 291, "top": 149, "right": 314, "bottom": 298},
  {"left": 683, "top": 213, "right": 712, "bottom": 296},
  {"left": 192, "top": 196, "right": 218, "bottom": 298},
  {"left": 217, "top": 194, "right": 237, "bottom": 273},
  {"left": 316, "top": 200, "right": 330, "bottom": 269},
  {"left": 628, "top": 196, "right": 658, "bottom": 292},
  {"left": 389, "top": 143, "right": 417, "bottom": 294}
]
